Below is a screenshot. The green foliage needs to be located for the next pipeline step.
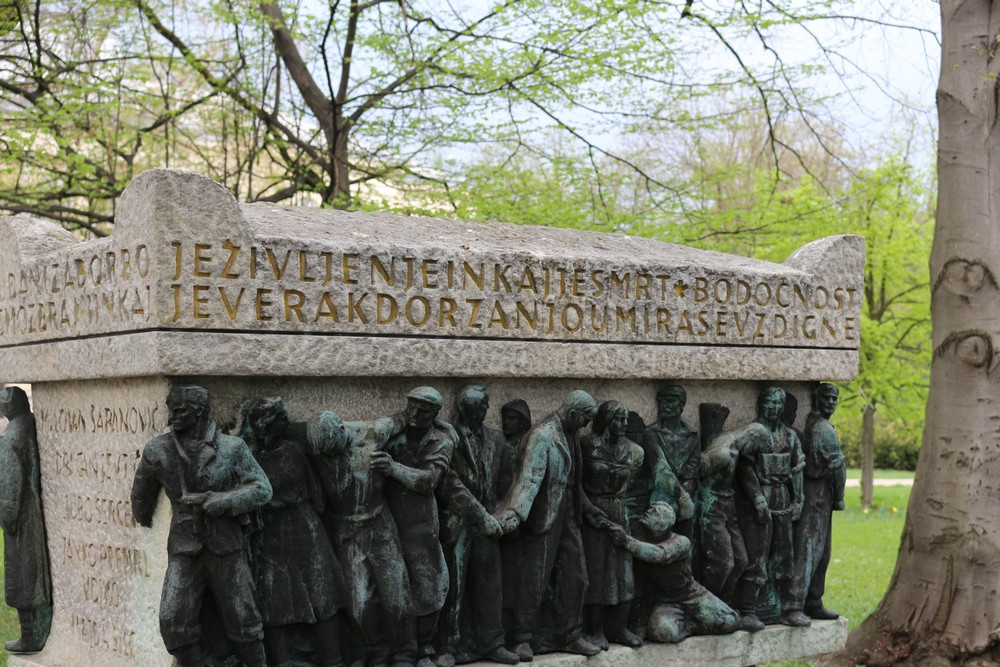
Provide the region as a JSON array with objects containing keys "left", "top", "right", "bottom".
[
  {"left": 0, "top": 0, "right": 908, "bottom": 230},
  {"left": 661, "top": 148, "right": 934, "bottom": 472},
  {"left": 386, "top": 140, "right": 651, "bottom": 232},
  {"left": 841, "top": 421, "right": 921, "bottom": 471}
]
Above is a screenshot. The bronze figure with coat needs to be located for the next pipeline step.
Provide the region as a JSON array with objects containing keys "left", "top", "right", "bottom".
[
  {"left": 639, "top": 385, "right": 697, "bottom": 535},
  {"left": 0, "top": 386, "right": 51, "bottom": 655},
  {"left": 130, "top": 385, "right": 273, "bottom": 667},
  {"left": 787, "top": 383, "right": 846, "bottom": 623},
  {"left": 375, "top": 386, "right": 457, "bottom": 667},
  {"left": 437, "top": 384, "right": 518, "bottom": 665},
  {"left": 244, "top": 396, "right": 349, "bottom": 666},
  {"left": 494, "top": 390, "right": 603, "bottom": 660},
  {"left": 580, "top": 400, "right": 644, "bottom": 649},
  {"left": 307, "top": 409, "right": 413, "bottom": 664}
]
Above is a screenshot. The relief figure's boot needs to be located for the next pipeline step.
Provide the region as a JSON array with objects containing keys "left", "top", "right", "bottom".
[
  {"left": 234, "top": 640, "right": 268, "bottom": 667},
  {"left": 5, "top": 607, "right": 51, "bottom": 654},
  {"left": 168, "top": 642, "right": 206, "bottom": 667}
]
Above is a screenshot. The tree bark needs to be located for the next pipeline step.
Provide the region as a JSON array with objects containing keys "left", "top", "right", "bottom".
[
  {"left": 842, "top": 1, "right": 1000, "bottom": 663},
  {"left": 258, "top": 2, "right": 352, "bottom": 207},
  {"left": 861, "top": 402, "right": 874, "bottom": 510}
]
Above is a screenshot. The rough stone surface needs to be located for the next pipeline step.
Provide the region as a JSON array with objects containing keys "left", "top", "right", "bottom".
[
  {"left": 9, "top": 618, "right": 847, "bottom": 667},
  {"left": 19, "top": 378, "right": 171, "bottom": 667},
  {"left": 0, "top": 168, "right": 863, "bottom": 361},
  {"left": 0, "top": 332, "right": 859, "bottom": 384},
  {"left": 467, "top": 618, "right": 849, "bottom": 667}
]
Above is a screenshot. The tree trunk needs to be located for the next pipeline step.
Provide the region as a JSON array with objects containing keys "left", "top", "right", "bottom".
[
  {"left": 861, "top": 402, "right": 875, "bottom": 510},
  {"left": 330, "top": 127, "right": 351, "bottom": 208},
  {"left": 842, "top": 1, "right": 1000, "bottom": 663}
]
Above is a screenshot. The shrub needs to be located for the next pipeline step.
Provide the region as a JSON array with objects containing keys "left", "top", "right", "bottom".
[{"left": 839, "top": 422, "right": 920, "bottom": 471}]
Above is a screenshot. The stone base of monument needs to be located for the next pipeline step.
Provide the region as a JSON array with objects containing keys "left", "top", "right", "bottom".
[
  {"left": 7, "top": 618, "right": 848, "bottom": 667},
  {"left": 469, "top": 619, "right": 849, "bottom": 667}
]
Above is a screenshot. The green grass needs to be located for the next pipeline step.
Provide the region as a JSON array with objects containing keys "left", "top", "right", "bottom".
[
  {"left": 846, "top": 468, "right": 915, "bottom": 480},
  {"left": 828, "top": 485, "right": 909, "bottom": 630},
  {"left": 0, "top": 532, "right": 13, "bottom": 667}
]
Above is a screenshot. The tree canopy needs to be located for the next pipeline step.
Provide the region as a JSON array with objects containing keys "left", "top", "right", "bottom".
[{"left": 0, "top": 0, "right": 931, "bottom": 234}]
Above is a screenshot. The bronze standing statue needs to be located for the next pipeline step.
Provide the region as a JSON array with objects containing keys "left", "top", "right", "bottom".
[
  {"left": 244, "top": 397, "right": 348, "bottom": 667},
  {"left": 580, "top": 400, "right": 644, "bottom": 649},
  {"left": 130, "top": 385, "right": 273, "bottom": 667},
  {"left": 693, "top": 405, "right": 768, "bottom": 607},
  {"left": 307, "top": 409, "right": 413, "bottom": 664},
  {"left": 494, "top": 390, "right": 603, "bottom": 660},
  {"left": 437, "top": 384, "right": 518, "bottom": 665},
  {"left": 497, "top": 398, "right": 532, "bottom": 645},
  {"left": 0, "top": 386, "right": 51, "bottom": 654},
  {"left": 640, "top": 385, "right": 697, "bottom": 535},
  {"left": 376, "top": 387, "right": 457, "bottom": 667},
  {"left": 787, "top": 383, "right": 846, "bottom": 623},
  {"left": 734, "top": 387, "right": 805, "bottom": 631}
]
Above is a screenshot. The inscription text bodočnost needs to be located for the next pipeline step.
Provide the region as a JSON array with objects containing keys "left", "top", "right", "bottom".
[
  {"left": 0, "top": 238, "right": 859, "bottom": 347},
  {"left": 166, "top": 240, "right": 859, "bottom": 346}
]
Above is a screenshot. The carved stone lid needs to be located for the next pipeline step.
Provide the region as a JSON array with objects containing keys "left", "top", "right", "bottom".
[{"left": 0, "top": 169, "right": 862, "bottom": 382}]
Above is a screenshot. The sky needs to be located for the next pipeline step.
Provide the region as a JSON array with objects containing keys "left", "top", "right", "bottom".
[
  {"left": 428, "top": 0, "right": 944, "bottom": 171},
  {"left": 818, "top": 2, "right": 940, "bottom": 158}
]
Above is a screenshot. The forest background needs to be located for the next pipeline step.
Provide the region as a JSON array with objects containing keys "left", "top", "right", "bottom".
[{"left": 0, "top": 0, "right": 939, "bottom": 501}]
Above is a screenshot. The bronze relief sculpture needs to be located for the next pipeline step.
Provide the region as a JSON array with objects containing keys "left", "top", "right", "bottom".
[
  {"left": 437, "top": 384, "right": 517, "bottom": 665},
  {"left": 0, "top": 386, "right": 52, "bottom": 655},
  {"left": 734, "top": 387, "right": 805, "bottom": 631},
  {"left": 579, "top": 400, "right": 644, "bottom": 649},
  {"left": 494, "top": 390, "right": 601, "bottom": 659},
  {"left": 378, "top": 387, "right": 456, "bottom": 667},
  {"left": 244, "top": 397, "right": 347, "bottom": 666},
  {"left": 126, "top": 381, "right": 844, "bottom": 666},
  {"left": 130, "top": 385, "right": 272, "bottom": 667},
  {"left": 788, "top": 383, "right": 846, "bottom": 622}
]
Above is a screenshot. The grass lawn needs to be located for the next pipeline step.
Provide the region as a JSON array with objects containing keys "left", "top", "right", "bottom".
[
  {"left": 0, "top": 533, "right": 14, "bottom": 667},
  {"left": 0, "top": 486, "right": 910, "bottom": 667},
  {"left": 827, "top": 485, "right": 909, "bottom": 629}
]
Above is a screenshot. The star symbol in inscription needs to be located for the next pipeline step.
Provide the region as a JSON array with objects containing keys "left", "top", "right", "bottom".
[{"left": 674, "top": 281, "right": 688, "bottom": 298}]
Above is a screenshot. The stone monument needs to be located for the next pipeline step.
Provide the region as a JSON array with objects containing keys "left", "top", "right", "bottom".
[{"left": 0, "top": 168, "right": 862, "bottom": 666}]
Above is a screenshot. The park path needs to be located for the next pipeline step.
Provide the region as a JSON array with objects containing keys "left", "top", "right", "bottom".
[{"left": 845, "top": 478, "right": 913, "bottom": 487}]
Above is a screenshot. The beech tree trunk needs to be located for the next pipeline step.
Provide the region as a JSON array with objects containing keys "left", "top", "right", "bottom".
[{"left": 843, "top": 1, "right": 1000, "bottom": 663}]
